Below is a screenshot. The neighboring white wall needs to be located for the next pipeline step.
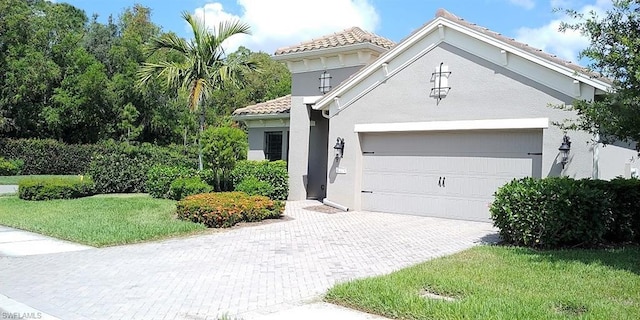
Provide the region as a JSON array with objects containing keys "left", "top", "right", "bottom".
[{"left": 324, "top": 42, "right": 637, "bottom": 210}]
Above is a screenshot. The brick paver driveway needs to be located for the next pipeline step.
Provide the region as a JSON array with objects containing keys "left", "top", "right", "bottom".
[{"left": 0, "top": 200, "right": 497, "bottom": 320}]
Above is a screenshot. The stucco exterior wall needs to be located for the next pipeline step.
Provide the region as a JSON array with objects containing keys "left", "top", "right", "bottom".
[
  {"left": 288, "top": 65, "right": 369, "bottom": 200},
  {"left": 324, "top": 42, "right": 637, "bottom": 210},
  {"left": 246, "top": 127, "right": 289, "bottom": 161}
]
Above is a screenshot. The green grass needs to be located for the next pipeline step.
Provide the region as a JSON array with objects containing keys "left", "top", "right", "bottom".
[
  {"left": 0, "top": 194, "right": 206, "bottom": 247},
  {"left": 326, "top": 245, "right": 640, "bottom": 320},
  {"left": 0, "top": 175, "right": 79, "bottom": 185}
]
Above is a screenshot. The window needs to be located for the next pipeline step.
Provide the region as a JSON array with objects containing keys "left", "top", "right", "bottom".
[
  {"left": 264, "top": 132, "right": 283, "bottom": 161},
  {"left": 319, "top": 71, "right": 332, "bottom": 94}
]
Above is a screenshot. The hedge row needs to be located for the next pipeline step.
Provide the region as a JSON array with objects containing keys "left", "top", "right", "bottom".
[
  {"left": 19, "top": 176, "right": 95, "bottom": 200},
  {"left": 176, "top": 192, "right": 284, "bottom": 228},
  {"left": 0, "top": 139, "right": 198, "bottom": 180},
  {"left": 230, "top": 160, "right": 288, "bottom": 200},
  {"left": 0, "top": 157, "right": 23, "bottom": 175},
  {"left": 0, "top": 139, "right": 98, "bottom": 175},
  {"left": 491, "top": 177, "right": 640, "bottom": 248}
]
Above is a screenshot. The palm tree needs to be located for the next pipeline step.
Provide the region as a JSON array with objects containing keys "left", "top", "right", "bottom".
[{"left": 138, "top": 11, "right": 256, "bottom": 170}]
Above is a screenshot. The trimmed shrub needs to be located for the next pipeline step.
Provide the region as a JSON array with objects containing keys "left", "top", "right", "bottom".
[
  {"left": 0, "top": 157, "right": 23, "bottom": 175},
  {"left": 201, "top": 126, "right": 248, "bottom": 191},
  {"left": 176, "top": 192, "right": 284, "bottom": 228},
  {"left": 146, "top": 165, "right": 198, "bottom": 198},
  {"left": 168, "top": 177, "right": 213, "bottom": 201},
  {"left": 230, "top": 160, "right": 288, "bottom": 200},
  {"left": 490, "top": 177, "right": 611, "bottom": 248},
  {"left": 19, "top": 176, "right": 95, "bottom": 200},
  {"left": 234, "top": 176, "right": 274, "bottom": 198},
  {"left": 606, "top": 178, "right": 640, "bottom": 242},
  {"left": 87, "top": 142, "right": 197, "bottom": 194},
  {"left": 0, "top": 138, "right": 98, "bottom": 174}
]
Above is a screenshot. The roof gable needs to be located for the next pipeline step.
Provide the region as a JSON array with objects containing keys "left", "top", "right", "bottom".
[
  {"left": 313, "top": 9, "right": 611, "bottom": 111},
  {"left": 274, "top": 27, "right": 394, "bottom": 56}
]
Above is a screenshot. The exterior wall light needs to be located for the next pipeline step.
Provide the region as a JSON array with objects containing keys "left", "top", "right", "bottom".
[
  {"left": 430, "top": 62, "right": 451, "bottom": 103},
  {"left": 333, "top": 137, "right": 345, "bottom": 159},
  {"left": 558, "top": 134, "right": 571, "bottom": 168},
  {"left": 319, "top": 70, "right": 332, "bottom": 94}
]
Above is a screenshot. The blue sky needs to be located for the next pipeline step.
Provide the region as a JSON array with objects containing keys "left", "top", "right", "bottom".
[{"left": 59, "top": 0, "right": 611, "bottom": 64}]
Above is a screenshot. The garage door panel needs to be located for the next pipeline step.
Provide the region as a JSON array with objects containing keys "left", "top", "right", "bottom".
[{"left": 361, "top": 130, "right": 542, "bottom": 222}]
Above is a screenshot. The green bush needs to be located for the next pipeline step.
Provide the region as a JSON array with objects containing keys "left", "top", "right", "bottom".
[
  {"left": 0, "top": 138, "right": 98, "bottom": 174},
  {"left": 88, "top": 142, "right": 197, "bottom": 194},
  {"left": 0, "top": 157, "right": 23, "bottom": 175},
  {"left": 176, "top": 192, "right": 284, "bottom": 228},
  {"left": 146, "top": 165, "right": 198, "bottom": 198},
  {"left": 606, "top": 178, "right": 640, "bottom": 242},
  {"left": 201, "top": 126, "right": 248, "bottom": 191},
  {"left": 18, "top": 176, "right": 95, "bottom": 200},
  {"left": 234, "top": 176, "right": 274, "bottom": 198},
  {"left": 168, "top": 177, "right": 213, "bottom": 200},
  {"left": 230, "top": 160, "right": 288, "bottom": 200},
  {"left": 490, "top": 177, "right": 611, "bottom": 248}
]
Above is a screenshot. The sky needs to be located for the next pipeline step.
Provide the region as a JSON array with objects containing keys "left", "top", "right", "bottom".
[{"left": 57, "top": 0, "right": 612, "bottom": 64}]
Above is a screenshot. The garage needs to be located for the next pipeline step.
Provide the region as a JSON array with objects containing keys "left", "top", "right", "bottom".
[{"left": 360, "top": 129, "right": 543, "bottom": 222}]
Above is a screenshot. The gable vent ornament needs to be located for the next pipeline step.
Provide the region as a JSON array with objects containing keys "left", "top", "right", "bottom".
[
  {"left": 319, "top": 70, "right": 332, "bottom": 94},
  {"left": 430, "top": 62, "right": 451, "bottom": 103}
]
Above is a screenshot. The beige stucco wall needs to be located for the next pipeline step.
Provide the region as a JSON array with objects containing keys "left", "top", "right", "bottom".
[{"left": 324, "top": 42, "right": 637, "bottom": 210}]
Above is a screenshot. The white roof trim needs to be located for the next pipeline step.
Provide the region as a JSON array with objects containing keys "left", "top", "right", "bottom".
[
  {"left": 303, "top": 96, "right": 323, "bottom": 104},
  {"left": 354, "top": 118, "right": 549, "bottom": 133},
  {"left": 314, "top": 16, "right": 610, "bottom": 111},
  {"left": 232, "top": 113, "right": 290, "bottom": 121}
]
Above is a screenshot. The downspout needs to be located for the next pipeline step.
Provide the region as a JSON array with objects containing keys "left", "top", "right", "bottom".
[
  {"left": 592, "top": 133, "right": 600, "bottom": 179},
  {"left": 323, "top": 198, "right": 349, "bottom": 211}
]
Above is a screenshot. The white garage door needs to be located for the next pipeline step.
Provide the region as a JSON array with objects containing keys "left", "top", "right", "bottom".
[{"left": 361, "top": 130, "right": 542, "bottom": 222}]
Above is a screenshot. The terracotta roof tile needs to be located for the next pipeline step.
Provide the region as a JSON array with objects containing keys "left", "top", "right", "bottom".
[
  {"left": 274, "top": 27, "right": 395, "bottom": 55},
  {"left": 232, "top": 95, "right": 291, "bottom": 116},
  {"left": 433, "top": 9, "right": 607, "bottom": 81}
]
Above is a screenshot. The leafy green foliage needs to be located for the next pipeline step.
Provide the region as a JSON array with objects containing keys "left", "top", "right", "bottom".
[
  {"left": 490, "top": 177, "right": 640, "bottom": 248},
  {"left": 18, "top": 176, "right": 94, "bottom": 200},
  {"left": 176, "top": 192, "right": 284, "bottom": 228},
  {"left": 0, "top": 138, "right": 99, "bottom": 175},
  {"left": 201, "top": 126, "right": 248, "bottom": 190},
  {"left": 234, "top": 176, "right": 274, "bottom": 198},
  {"left": 0, "top": 157, "right": 23, "bottom": 176},
  {"left": 146, "top": 165, "right": 197, "bottom": 198},
  {"left": 87, "top": 142, "right": 197, "bottom": 194},
  {"left": 167, "top": 177, "right": 213, "bottom": 201},
  {"left": 557, "top": 1, "right": 640, "bottom": 148},
  {"left": 231, "top": 160, "right": 289, "bottom": 200}
]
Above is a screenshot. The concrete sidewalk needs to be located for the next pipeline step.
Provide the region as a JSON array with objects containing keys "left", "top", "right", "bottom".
[
  {"left": 0, "top": 185, "right": 18, "bottom": 195},
  {"left": 0, "top": 225, "right": 93, "bottom": 257}
]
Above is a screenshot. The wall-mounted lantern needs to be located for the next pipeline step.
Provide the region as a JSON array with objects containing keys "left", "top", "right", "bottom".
[
  {"left": 558, "top": 134, "right": 571, "bottom": 168},
  {"left": 319, "top": 70, "right": 332, "bottom": 94},
  {"left": 430, "top": 62, "right": 451, "bottom": 103},
  {"left": 333, "top": 137, "right": 345, "bottom": 159}
]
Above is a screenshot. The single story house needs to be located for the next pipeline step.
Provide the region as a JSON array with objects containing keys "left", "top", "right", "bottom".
[{"left": 233, "top": 9, "right": 638, "bottom": 222}]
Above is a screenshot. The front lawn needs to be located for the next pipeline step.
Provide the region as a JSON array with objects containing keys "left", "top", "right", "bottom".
[
  {"left": 0, "top": 175, "right": 79, "bottom": 185},
  {"left": 326, "top": 245, "right": 640, "bottom": 319},
  {"left": 0, "top": 194, "right": 206, "bottom": 247}
]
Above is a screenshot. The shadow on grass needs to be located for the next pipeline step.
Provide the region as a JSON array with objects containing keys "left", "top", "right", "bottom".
[{"left": 507, "top": 245, "right": 640, "bottom": 275}]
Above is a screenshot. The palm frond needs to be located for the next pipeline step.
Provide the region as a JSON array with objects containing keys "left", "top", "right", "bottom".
[{"left": 144, "top": 33, "right": 191, "bottom": 57}]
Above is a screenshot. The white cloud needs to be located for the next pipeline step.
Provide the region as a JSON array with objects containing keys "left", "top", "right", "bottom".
[
  {"left": 508, "top": 0, "right": 535, "bottom": 10},
  {"left": 192, "top": 0, "right": 380, "bottom": 54},
  {"left": 514, "top": 0, "right": 612, "bottom": 63}
]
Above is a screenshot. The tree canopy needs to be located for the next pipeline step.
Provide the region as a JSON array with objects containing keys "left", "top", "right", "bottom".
[
  {"left": 558, "top": 0, "right": 640, "bottom": 149},
  {"left": 0, "top": 0, "right": 291, "bottom": 145}
]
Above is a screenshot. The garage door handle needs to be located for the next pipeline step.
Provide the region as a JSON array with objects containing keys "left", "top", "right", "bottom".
[
  {"left": 438, "top": 177, "right": 442, "bottom": 187},
  {"left": 442, "top": 177, "right": 445, "bottom": 187}
]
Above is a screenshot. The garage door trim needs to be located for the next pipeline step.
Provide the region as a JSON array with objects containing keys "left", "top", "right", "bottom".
[{"left": 354, "top": 117, "right": 548, "bottom": 133}]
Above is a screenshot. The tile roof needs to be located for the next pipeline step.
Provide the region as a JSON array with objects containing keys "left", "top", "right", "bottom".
[
  {"left": 232, "top": 95, "right": 291, "bottom": 116},
  {"left": 433, "top": 9, "right": 606, "bottom": 81},
  {"left": 274, "top": 27, "right": 395, "bottom": 55}
]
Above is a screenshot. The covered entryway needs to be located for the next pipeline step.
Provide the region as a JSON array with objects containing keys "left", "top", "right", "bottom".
[{"left": 360, "top": 129, "right": 543, "bottom": 221}]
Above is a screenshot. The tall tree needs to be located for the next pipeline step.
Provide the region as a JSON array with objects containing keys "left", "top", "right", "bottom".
[
  {"left": 138, "top": 12, "right": 257, "bottom": 170},
  {"left": 558, "top": 0, "right": 640, "bottom": 149}
]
